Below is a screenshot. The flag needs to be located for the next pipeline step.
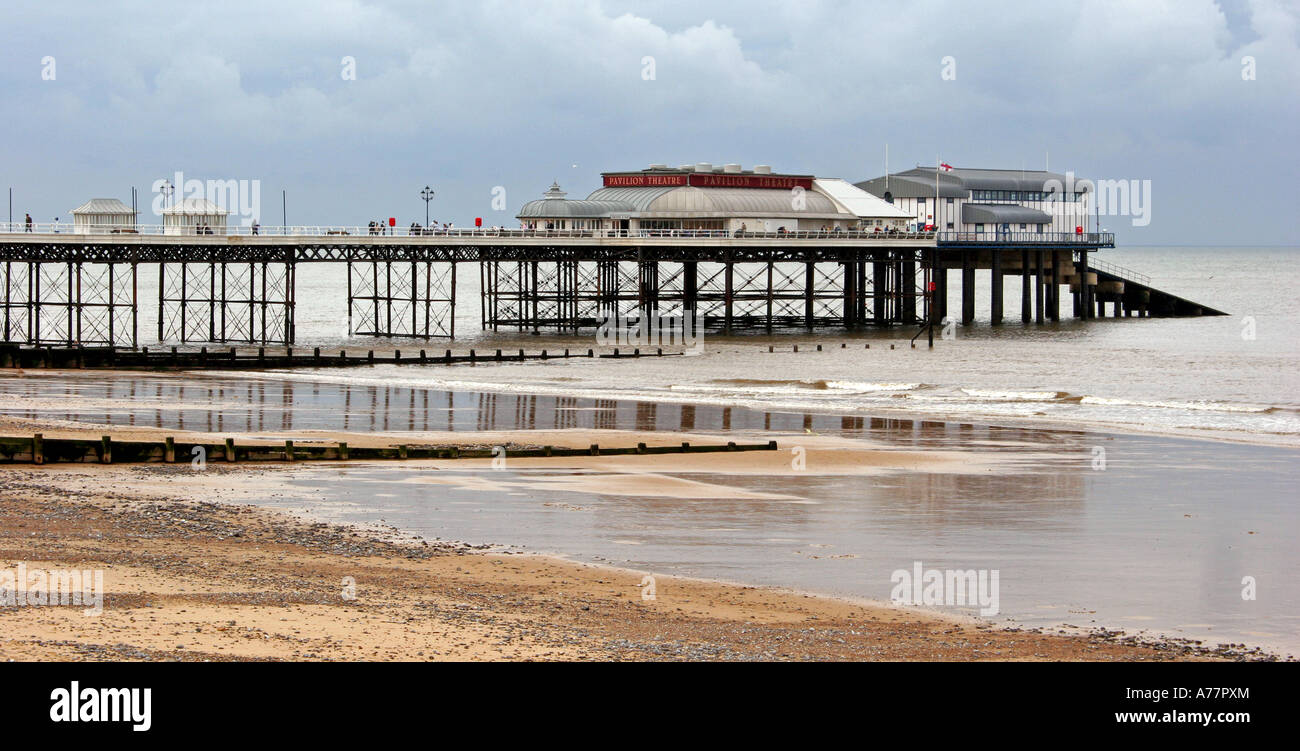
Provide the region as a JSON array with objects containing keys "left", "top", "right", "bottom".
[{"left": 940, "top": 162, "right": 953, "bottom": 172}]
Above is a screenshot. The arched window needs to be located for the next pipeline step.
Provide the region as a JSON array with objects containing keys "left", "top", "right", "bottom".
[{"left": 883, "top": 191, "right": 893, "bottom": 203}]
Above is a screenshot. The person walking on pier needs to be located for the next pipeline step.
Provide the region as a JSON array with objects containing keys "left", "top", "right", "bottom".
[{"left": 24, "top": 213, "right": 32, "bottom": 232}]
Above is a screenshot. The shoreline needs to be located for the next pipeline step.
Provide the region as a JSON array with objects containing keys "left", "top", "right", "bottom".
[
  {"left": 0, "top": 463, "right": 1277, "bottom": 662},
  {"left": 3, "top": 365, "right": 1298, "bottom": 450}
]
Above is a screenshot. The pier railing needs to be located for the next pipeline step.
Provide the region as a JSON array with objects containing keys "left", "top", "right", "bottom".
[
  {"left": 939, "top": 231, "right": 1115, "bottom": 245},
  {"left": 0, "top": 222, "right": 936, "bottom": 241},
  {"left": 1088, "top": 256, "right": 1150, "bottom": 286}
]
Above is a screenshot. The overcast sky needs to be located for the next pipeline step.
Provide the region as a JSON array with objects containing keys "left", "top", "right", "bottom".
[{"left": 3, "top": 0, "right": 1296, "bottom": 244}]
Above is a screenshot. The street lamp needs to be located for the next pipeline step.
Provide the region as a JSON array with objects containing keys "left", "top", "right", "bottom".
[
  {"left": 420, "top": 186, "right": 434, "bottom": 229},
  {"left": 159, "top": 181, "right": 175, "bottom": 232}
]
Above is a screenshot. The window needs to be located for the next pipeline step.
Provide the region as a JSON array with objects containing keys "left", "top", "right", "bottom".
[
  {"left": 946, "top": 197, "right": 954, "bottom": 204},
  {"left": 946, "top": 222, "right": 954, "bottom": 229},
  {"left": 1019, "top": 223, "right": 1027, "bottom": 230},
  {"left": 975, "top": 223, "right": 985, "bottom": 234},
  {"left": 1037, "top": 223, "right": 1044, "bottom": 232}
]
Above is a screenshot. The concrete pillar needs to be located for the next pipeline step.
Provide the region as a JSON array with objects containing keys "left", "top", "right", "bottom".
[
  {"left": 1073, "top": 251, "right": 1085, "bottom": 319},
  {"left": 1034, "top": 250, "right": 1045, "bottom": 324},
  {"left": 1049, "top": 251, "right": 1061, "bottom": 322},
  {"left": 961, "top": 250, "right": 975, "bottom": 325},
  {"left": 990, "top": 250, "right": 1003, "bottom": 325},
  {"left": 941, "top": 255, "right": 951, "bottom": 319},
  {"left": 1021, "top": 249, "right": 1031, "bottom": 323},
  {"left": 1080, "top": 250, "right": 1092, "bottom": 320}
]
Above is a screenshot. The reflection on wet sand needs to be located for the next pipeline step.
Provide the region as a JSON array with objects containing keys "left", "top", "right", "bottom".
[{"left": 2, "top": 373, "right": 1088, "bottom": 449}]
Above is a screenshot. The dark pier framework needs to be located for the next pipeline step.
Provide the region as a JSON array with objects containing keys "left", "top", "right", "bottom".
[
  {"left": 479, "top": 247, "right": 926, "bottom": 333},
  {"left": 0, "top": 232, "right": 1211, "bottom": 351}
]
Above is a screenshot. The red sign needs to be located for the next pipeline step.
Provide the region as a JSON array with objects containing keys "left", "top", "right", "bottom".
[
  {"left": 601, "top": 173, "right": 813, "bottom": 190},
  {"left": 688, "top": 173, "right": 813, "bottom": 190},
  {"left": 475, "top": 217, "right": 482, "bottom": 227},
  {"left": 603, "top": 174, "right": 689, "bottom": 188},
  {"left": 388, "top": 217, "right": 396, "bottom": 227}
]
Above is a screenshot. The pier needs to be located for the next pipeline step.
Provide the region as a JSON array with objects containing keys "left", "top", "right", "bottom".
[{"left": 0, "top": 224, "right": 1219, "bottom": 351}]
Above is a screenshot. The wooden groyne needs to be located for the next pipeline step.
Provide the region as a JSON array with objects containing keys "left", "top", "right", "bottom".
[
  {"left": 0, "top": 344, "right": 678, "bottom": 371},
  {"left": 0, "top": 433, "right": 777, "bottom": 465}
]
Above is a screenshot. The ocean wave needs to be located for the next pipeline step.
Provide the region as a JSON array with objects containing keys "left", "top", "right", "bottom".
[
  {"left": 823, "top": 380, "right": 922, "bottom": 393},
  {"left": 704, "top": 378, "right": 922, "bottom": 393},
  {"left": 959, "top": 388, "right": 1072, "bottom": 402},
  {"left": 1079, "top": 396, "right": 1275, "bottom": 413}
]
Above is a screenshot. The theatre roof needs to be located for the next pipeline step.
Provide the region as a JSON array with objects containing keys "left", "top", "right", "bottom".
[
  {"left": 857, "top": 167, "right": 1092, "bottom": 199},
  {"left": 961, "top": 203, "right": 1054, "bottom": 224}
]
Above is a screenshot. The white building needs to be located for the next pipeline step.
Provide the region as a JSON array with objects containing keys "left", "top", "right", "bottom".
[
  {"left": 517, "top": 164, "right": 911, "bottom": 234},
  {"left": 70, "top": 198, "right": 137, "bottom": 234},
  {"left": 855, "top": 166, "right": 1095, "bottom": 237},
  {"left": 162, "top": 198, "right": 230, "bottom": 236},
  {"left": 812, "top": 178, "right": 912, "bottom": 231}
]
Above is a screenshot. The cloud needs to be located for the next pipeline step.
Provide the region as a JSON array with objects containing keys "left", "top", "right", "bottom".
[{"left": 1, "top": 0, "right": 1295, "bottom": 243}]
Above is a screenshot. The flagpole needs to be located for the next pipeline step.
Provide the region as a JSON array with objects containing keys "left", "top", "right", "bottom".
[{"left": 934, "top": 154, "right": 939, "bottom": 232}]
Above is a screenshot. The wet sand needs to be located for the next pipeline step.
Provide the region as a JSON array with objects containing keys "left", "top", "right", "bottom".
[
  {"left": 0, "top": 463, "right": 1262, "bottom": 661},
  {"left": 0, "top": 370, "right": 1292, "bottom": 661}
]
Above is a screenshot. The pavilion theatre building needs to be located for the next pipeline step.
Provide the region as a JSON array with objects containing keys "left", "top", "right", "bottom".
[{"left": 517, "top": 163, "right": 911, "bottom": 233}]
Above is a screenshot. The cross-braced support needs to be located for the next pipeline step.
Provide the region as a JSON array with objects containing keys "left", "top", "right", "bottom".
[
  {"left": 477, "top": 253, "right": 925, "bottom": 334},
  {"left": 2, "top": 261, "right": 137, "bottom": 346},
  {"left": 348, "top": 261, "right": 454, "bottom": 339},
  {"left": 2, "top": 261, "right": 33, "bottom": 343},
  {"left": 482, "top": 259, "right": 634, "bottom": 333},
  {"left": 158, "top": 262, "right": 295, "bottom": 344}
]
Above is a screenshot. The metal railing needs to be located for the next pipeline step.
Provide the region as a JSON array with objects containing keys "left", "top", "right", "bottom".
[
  {"left": 0, "top": 222, "right": 937, "bottom": 241},
  {"left": 939, "top": 231, "right": 1114, "bottom": 245},
  {"left": 1088, "top": 256, "right": 1150, "bottom": 286}
]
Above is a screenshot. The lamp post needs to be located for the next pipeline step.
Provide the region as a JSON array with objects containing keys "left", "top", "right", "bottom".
[
  {"left": 420, "top": 186, "right": 434, "bottom": 229},
  {"left": 160, "top": 181, "right": 175, "bottom": 232}
]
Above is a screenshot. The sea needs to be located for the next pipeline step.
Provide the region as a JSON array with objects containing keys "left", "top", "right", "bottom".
[{"left": 268, "top": 245, "right": 1300, "bottom": 446}]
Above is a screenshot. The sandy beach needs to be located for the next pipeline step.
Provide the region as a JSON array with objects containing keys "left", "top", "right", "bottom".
[{"left": 0, "top": 411, "right": 1275, "bottom": 661}]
